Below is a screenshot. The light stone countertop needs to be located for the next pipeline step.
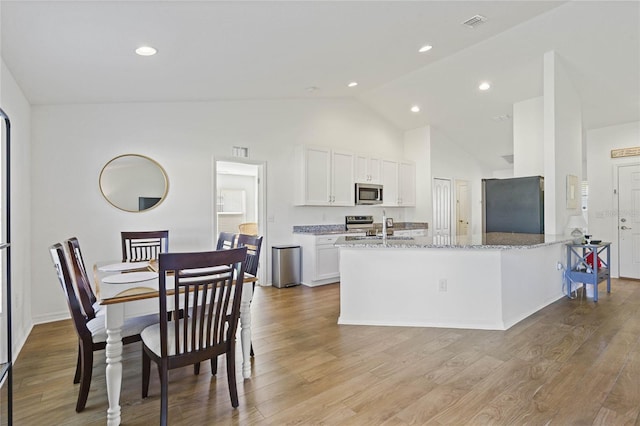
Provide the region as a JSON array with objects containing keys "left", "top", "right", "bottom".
[
  {"left": 293, "top": 222, "right": 428, "bottom": 235},
  {"left": 334, "top": 232, "right": 572, "bottom": 250}
]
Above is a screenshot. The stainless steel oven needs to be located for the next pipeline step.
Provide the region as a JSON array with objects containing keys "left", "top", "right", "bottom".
[{"left": 355, "top": 183, "right": 383, "bottom": 205}]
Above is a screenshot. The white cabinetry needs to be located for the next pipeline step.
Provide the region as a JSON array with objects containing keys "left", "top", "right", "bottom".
[
  {"left": 355, "top": 154, "right": 381, "bottom": 183},
  {"left": 399, "top": 161, "right": 416, "bottom": 206},
  {"left": 381, "top": 159, "right": 415, "bottom": 206},
  {"left": 381, "top": 159, "right": 399, "bottom": 206},
  {"left": 394, "top": 228, "right": 427, "bottom": 237},
  {"left": 295, "top": 146, "right": 354, "bottom": 206},
  {"left": 294, "top": 233, "right": 362, "bottom": 286}
]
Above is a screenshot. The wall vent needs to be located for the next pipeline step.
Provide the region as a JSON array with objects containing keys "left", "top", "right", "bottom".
[{"left": 462, "top": 15, "right": 487, "bottom": 28}]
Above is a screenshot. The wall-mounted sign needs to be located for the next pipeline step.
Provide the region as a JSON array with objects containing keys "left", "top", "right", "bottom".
[{"left": 611, "top": 147, "right": 640, "bottom": 158}]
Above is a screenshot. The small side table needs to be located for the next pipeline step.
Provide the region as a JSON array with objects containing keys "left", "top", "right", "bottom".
[{"left": 565, "top": 242, "right": 611, "bottom": 302}]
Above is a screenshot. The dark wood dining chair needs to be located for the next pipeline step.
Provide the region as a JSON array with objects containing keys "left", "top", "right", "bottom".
[
  {"left": 216, "top": 231, "right": 236, "bottom": 250},
  {"left": 237, "top": 234, "right": 263, "bottom": 358},
  {"left": 48, "top": 243, "right": 159, "bottom": 412},
  {"left": 236, "top": 234, "right": 263, "bottom": 279},
  {"left": 141, "top": 247, "right": 247, "bottom": 426},
  {"left": 65, "top": 237, "right": 99, "bottom": 320},
  {"left": 121, "top": 230, "right": 169, "bottom": 262}
]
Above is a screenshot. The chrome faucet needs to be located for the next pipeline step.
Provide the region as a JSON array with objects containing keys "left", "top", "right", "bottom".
[{"left": 382, "top": 210, "right": 387, "bottom": 243}]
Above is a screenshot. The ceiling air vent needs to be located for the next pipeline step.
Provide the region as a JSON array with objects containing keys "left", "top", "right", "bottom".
[
  {"left": 501, "top": 154, "right": 514, "bottom": 165},
  {"left": 462, "top": 15, "right": 487, "bottom": 28}
]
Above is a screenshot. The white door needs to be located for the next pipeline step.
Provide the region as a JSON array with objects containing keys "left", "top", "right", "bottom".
[
  {"left": 433, "top": 178, "right": 452, "bottom": 239},
  {"left": 618, "top": 164, "right": 640, "bottom": 278},
  {"left": 455, "top": 179, "right": 470, "bottom": 236}
]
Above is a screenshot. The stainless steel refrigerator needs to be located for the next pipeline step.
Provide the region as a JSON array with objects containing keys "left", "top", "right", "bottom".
[{"left": 482, "top": 176, "right": 544, "bottom": 234}]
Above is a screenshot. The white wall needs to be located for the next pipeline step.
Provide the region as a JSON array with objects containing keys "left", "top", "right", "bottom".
[
  {"left": 514, "top": 96, "right": 544, "bottom": 177},
  {"left": 0, "top": 60, "right": 33, "bottom": 357},
  {"left": 587, "top": 120, "right": 640, "bottom": 278},
  {"left": 30, "top": 99, "right": 404, "bottom": 322},
  {"left": 403, "top": 126, "right": 431, "bottom": 231},
  {"left": 430, "top": 126, "right": 491, "bottom": 235},
  {"left": 543, "top": 51, "right": 583, "bottom": 235}
]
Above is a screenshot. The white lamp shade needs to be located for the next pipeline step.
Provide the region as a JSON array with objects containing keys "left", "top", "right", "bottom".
[{"left": 567, "top": 215, "right": 587, "bottom": 230}]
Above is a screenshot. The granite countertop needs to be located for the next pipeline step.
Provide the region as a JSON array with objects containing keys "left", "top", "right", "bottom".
[
  {"left": 334, "top": 232, "right": 572, "bottom": 250},
  {"left": 293, "top": 222, "right": 428, "bottom": 235}
]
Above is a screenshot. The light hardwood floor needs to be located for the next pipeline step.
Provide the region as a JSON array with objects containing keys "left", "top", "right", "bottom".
[{"left": 12, "top": 280, "right": 640, "bottom": 425}]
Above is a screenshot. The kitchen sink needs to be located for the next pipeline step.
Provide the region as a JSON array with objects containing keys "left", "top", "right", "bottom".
[{"left": 344, "top": 235, "right": 414, "bottom": 241}]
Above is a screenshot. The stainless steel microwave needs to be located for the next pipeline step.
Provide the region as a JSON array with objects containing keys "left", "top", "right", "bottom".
[{"left": 355, "top": 183, "right": 383, "bottom": 205}]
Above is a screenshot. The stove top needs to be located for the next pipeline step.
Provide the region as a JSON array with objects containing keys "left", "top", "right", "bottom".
[{"left": 345, "top": 215, "right": 374, "bottom": 230}]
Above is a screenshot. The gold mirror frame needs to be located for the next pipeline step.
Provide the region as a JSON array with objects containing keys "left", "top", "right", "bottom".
[{"left": 99, "top": 154, "right": 169, "bottom": 212}]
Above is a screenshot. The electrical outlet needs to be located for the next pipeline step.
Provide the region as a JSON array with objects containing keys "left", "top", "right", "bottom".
[{"left": 439, "top": 278, "right": 447, "bottom": 292}]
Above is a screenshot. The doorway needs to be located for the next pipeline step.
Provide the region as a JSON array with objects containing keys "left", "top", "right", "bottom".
[
  {"left": 618, "top": 163, "right": 640, "bottom": 278},
  {"left": 455, "top": 179, "right": 471, "bottom": 237},
  {"left": 215, "top": 159, "right": 266, "bottom": 284}
]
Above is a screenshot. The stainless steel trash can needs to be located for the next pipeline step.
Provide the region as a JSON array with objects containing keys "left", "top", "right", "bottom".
[{"left": 272, "top": 245, "right": 301, "bottom": 288}]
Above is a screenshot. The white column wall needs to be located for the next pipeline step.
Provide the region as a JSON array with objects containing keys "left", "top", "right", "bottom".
[
  {"left": 513, "top": 96, "right": 544, "bottom": 177},
  {"left": 543, "top": 51, "right": 583, "bottom": 235}
]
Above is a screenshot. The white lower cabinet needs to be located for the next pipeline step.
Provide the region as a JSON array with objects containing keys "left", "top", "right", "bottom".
[
  {"left": 394, "top": 228, "right": 427, "bottom": 237},
  {"left": 294, "top": 233, "right": 362, "bottom": 286}
]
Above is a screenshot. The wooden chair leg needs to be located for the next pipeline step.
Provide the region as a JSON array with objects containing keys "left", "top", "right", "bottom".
[
  {"left": 73, "top": 343, "right": 81, "bottom": 384},
  {"left": 76, "top": 343, "right": 93, "bottom": 412},
  {"left": 142, "top": 351, "right": 151, "bottom": 398},
  {"left": 194, "top": 362, "right": 200, "bottom": 375},
  {"left": 210, "top": 357, "right": 218, "bottom": 375},
  {"left": 160, "top": 362, "right": 169, "bottom": 426},
  {"left": 226, "top": 347, "right": 239, "bottom": 408},
  {"left": 250, "top": 343, "right": 254, "bottom": 357}
]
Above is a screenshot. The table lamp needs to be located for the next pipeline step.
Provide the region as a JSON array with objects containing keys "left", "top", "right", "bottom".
[{"left": 567, "top": 215, "right": 587, "bottom": 243}]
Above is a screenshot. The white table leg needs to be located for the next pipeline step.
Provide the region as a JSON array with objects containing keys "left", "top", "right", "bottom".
[
  {"left": 105, "top": 304, "right": 124, "bottom": 426},
  {"left": 239, "top": 282, "right": 253, "bottom": 379}
]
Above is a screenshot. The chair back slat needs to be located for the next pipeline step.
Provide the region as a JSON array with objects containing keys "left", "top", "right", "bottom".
[
  {"left": 157, "top": 247, "right": 247, "bottom": 361},
  {"left": 65, "top": 237, "right": 97, "bottom": 319},
  {"left": 236, "top": 234, "right": 263, "bottom": 276},
  {"left": 121, "top": 230, "right": 169, "bottom": 262},
  {"left": 216, "top": 232, "right": 236, "bottom": 250},
  {"left": 48, "top": 244, "right": 92, "bottom": 341},
  {"left": 238, "top": 222, "right": 258, "bottom": 236}
]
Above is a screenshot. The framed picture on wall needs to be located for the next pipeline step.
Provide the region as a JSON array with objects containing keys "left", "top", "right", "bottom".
[{"left": 566, "top": 174, "right": 579, "bottom": 209}]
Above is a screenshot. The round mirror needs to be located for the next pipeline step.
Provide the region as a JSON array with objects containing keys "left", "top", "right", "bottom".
[{"left": 99, "top": 154, "right": 168, "bottom": 212}]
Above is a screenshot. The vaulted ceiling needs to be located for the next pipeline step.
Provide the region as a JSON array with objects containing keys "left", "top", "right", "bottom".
[{"left": 2, "top": 1, "right": 638, "bottom": 170}]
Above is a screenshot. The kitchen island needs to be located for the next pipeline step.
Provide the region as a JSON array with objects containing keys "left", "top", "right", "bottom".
[{"left": 335, "top": 233, "right": 571, "bottom": 330}]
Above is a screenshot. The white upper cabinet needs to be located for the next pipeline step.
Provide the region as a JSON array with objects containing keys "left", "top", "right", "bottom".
[
  {"left": 399, "top": 161, "right": 416, "bottom": 206},
  {"left": 295, "top": 145, "right": 414, "bottom": 207},
  {"left": 381, "top": 159, "right": 399, "bottom": 206},
  {"left": 331, "top": 150, "right": 355, "bottom": 205},
  {"left": 381, "top": 159, "right": 416, "bottom": 206},
  {"left": 295, "top": 145, "right": 354, "bottom": 206},
  {"left": 355, "top": 154, "right": 381, "bottom": 184}
]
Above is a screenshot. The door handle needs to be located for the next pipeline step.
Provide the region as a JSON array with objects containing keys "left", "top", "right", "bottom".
[{"left": 621, "top": 225, "right": 632, "bottom": 230}]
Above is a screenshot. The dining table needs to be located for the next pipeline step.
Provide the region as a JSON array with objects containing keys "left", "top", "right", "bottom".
[{"left": 93, "top": 259, "right": 257, "bottom": 426}]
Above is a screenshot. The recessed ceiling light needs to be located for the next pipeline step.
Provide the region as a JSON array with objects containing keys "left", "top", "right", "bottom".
[
  {"left": 347, "top": 81, "right": 358, "bottom": 88},
  {"left": 478, "top": 81, "right": 491, "bottom": 91},
  {"left": 135, "top": 46, "right": 157, "bottom": 56},
  {"left": 418, "top": 45, "right": 433, "bottom": 53},
  {"left": 410, "top": 105, "right": 421, "bottom": 113}
]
